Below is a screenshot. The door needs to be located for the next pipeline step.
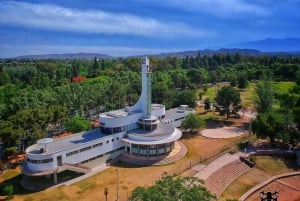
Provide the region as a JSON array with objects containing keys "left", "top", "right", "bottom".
[{"left": 57, "top": 155, "right": 62, "bottom": 166}]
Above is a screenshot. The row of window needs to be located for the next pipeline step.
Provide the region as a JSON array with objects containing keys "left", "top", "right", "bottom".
[
  {"left": 81, "top": 147, "right": 125, "bottom": 164},
  {"left": 27, "top": 143, "right": 124, "bottom": 164},
  {"left": 27, "top": 158, "right": 53, "bottom": 164},
  {"left": 101, "top": 126, "right": 126, "bottom": 134},
  {"left": 66, "top": 137, "right": 120, "bottom": 157},
  {"left": 131, "top": 143, "right": 173, "bottom": 156}
]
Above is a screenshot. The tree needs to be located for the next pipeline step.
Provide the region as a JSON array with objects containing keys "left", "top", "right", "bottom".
[
  {"left": 0, "top": 121, "right": 22, "bottom": 149},
  {"left": 50, "top": 105, "right": 67, "bottom": 134},
  {"left": 255, "top": 81, "right": 274, "bottom": 113},
  {"left": 237, "top": 75, "right": 249, "bottom": 89},
  {"left": 252, "top": 112, "right": 294, "bottom": 144},
  {"left": 187, "top": 68, "right": 208, "bottom": 87},
  {"left": 215, "top": 86, "right": 241, "bottom": 119},
  {"left": 173, "top": 90, "right": 197, "bottom": 108},
  {"left": 130, "top": 173, "right": 216, "bottom": 201},
  {"left": 64, "top": 115, "right": 91, "bottom": 133},
  {"left": 278, "top": 93, "right": 299, "bottom": 114},
  {"left": 204, "top": 98, "right": 211, "bottom": 111},
  {"left": 181, "top": 114, "right": 205, "bottom": 134}
]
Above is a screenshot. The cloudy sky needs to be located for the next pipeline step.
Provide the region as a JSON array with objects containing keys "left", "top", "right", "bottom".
[{"left": 0, "top": 0, "right": 299, "bottom": 57}]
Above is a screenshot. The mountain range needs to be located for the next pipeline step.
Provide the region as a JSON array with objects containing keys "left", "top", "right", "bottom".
[
  {"left": 11, "top": 38, "right": 300, "bottom": 59},
  {"left": 14, "top": 53, "right": 112, "bottom": 60},
  {"left": 227, "top": 37, "right": 300, "bottom": 52}
]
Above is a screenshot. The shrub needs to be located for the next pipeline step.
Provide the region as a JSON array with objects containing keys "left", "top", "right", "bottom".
[{"left": 3, "top": 185, "right": 13, "bottom": 200}]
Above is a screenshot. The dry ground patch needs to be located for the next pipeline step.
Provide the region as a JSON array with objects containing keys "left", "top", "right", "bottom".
[
  {"left": 2, "top": 133, "right": 245, "bottom": 201},
  {"left": 220, "top": 156, "right": 299, "bottom": 201}
]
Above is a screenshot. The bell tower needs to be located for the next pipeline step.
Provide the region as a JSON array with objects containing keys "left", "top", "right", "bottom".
[{"left": 130, "top": 56, "right": 152, "bottom": 117}]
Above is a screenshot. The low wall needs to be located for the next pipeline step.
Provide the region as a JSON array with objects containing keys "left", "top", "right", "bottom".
[{"left": 239, "top": 172, "right": 300, "bottom": 201}]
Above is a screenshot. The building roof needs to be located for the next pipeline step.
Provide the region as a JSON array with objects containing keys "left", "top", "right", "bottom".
[
  {"left": 164, "top": 106, "right": 194, "bottom": 120},
  {"left": 122, "top": 124, "right": 182, "bottom": 145},
  {"left": 26, "top": 129, "right": 106, "bottom": 155},
  {"left": 99, "top": 104, "right": 164, "bottom": 119}
]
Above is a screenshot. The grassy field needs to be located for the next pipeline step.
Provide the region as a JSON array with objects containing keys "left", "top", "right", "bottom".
[
  {"left": 272, "top": 81, "right": 296, "bottom": 95},
  {"left": 220, "top": 156, "right": 298, "bottom": 201},
  {"left": 201, "top": 81, "right": 295, "bottom": 109}
]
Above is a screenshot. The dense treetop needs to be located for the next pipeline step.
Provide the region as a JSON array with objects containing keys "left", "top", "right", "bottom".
[{"left": 0, "top": 53, "right": 300, "bottom": 153}]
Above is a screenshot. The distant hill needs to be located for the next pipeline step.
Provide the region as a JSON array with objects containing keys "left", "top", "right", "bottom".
[
  {"left": 226, "top": 37, "right": 300, "bottom": 52},
  {"left": 11, "top": 39, "right": 300, "bottom": 60},
  {"left": 150, "top": 48, "right": 262, "bottom": 58},
  {"left": 15, "top": 52, "right": 112, "bottom": 59}
]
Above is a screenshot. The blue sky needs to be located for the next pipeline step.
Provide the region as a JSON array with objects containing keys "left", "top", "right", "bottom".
[{"left": 0, "top": 0, "right": 299, "bottom": 57}]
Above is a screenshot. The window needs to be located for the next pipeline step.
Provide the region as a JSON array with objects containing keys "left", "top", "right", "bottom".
[
  {"left": 27, "top": 158, "right": 53, "bottom": 164},
  {"left": 106, "top": 140, "right": 109, "bottom": 144},
  {"left": 158, "top": 144, "right": 165, "bottom": 155},
  {"left": 93, "top": 142, "right": 103, "bottom": 148},
  {"left": 139, "top": 145, "right": 147, "bottom": 156},
  {"left": 101, "top": 127, "right": 112, "bottom": 134},
  {"left": 42, "top": 158, "right": 54, "bottom": 163},
  {"left": 80, "top": 146, "right": 91, "bottom": 152},
  {"left": 66, "top": 150, "right": 79, "bottom": 157},
  {"left": 112, "top": 139, "right": 114, "bottom": 142}
]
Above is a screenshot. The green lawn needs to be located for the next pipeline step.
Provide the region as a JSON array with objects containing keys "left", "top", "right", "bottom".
[
  {"left": 202, "top": 85, "right": 220, "bottom": 101},
  {"left": 272, "top": 81, "right": 296, "bottom": 95},
  {"left": 239, "top": 83, "right": 256, "bottom": 107},
  {"left": 200, "top": 81, "right": 296, "bottom": 109}
]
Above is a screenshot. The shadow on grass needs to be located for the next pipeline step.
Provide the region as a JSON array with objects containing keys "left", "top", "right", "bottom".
[
  {"left": 112, "top": 161, "right": 142, "bottom": 168},
  {"left": 181, "top": 132, "right": 200, "bottom": 139},
  {"left": 270, "top": 155, "right": 299, "bottom": 171},
  {"left": 0, "top": 173, "right": 33, "bottom": 197},
  {"left": 205, "top": 119, "right": 235, "bottom": 128},
  {"left": 0, "top": 169, "right": 85, "bottom": 196}
]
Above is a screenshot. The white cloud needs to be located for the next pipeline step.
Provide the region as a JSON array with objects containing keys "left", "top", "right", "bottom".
[
  {"left": 158, "top": 0, "right": 270, "bottom": 18},
  {"left": 0, "top": 1, "right": 203, "bottom": 37}
]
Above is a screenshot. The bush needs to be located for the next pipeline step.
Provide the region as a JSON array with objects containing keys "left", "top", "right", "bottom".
[
  {"left": 64, "top": 116, "right": 91, "bottom": 133},
  {"left": 4, "top": 147, "right": 18, "bottom": 157},
  {"left": 3, "top": 185, "right": 13, "bottom": 200}
]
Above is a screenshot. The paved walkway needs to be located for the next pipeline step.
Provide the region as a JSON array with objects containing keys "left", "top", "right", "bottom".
[
  {"left": 194, "top": 153, "right": 240, "bottom": 180},
  {"left": 201, "top": 126, "right": 246, "bottom": 139}
]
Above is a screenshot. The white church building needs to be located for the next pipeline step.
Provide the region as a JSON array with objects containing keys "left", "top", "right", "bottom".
[{"left": 22, "top": 56, "right": 193, "bottom": 182}]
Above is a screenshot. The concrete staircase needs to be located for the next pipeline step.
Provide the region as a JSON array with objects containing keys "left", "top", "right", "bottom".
[
  {"left": 205, "top": 159, "right": 251, "bottom": 197},
  {"left": 62, "top": 163, "right": 90, "bottom": 173}
]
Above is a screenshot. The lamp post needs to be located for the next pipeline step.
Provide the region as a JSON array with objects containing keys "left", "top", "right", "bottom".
[
  {"left": 116, "top": 169, "right": 119, "bottom": 201},
  {"left": 104, "top": 187, "right": 109, "bottom": 201}
]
